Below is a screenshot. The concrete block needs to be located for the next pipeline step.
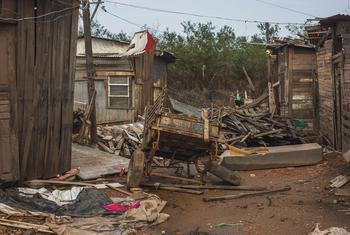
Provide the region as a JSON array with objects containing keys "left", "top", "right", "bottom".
[{"left": 220, "top": 143, "right": 323, "bottom": 171}]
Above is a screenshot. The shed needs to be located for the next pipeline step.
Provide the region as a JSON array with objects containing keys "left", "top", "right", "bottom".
[
  {"left": 74, "top": 33, "right": 175, "bottom": 124},
  {"left": 267, "top": 40, "right": 318, "bottom": 130},
  {"left": 306, "top": 14, "right": 350, "bottom": 152},
  {"left": 0, "top": 0, "right": 79, "bottom": 183}
]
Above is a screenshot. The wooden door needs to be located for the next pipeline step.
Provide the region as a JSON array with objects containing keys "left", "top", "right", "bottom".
[{"left": 0, "top": 23, "right": 19, "bottom": 183}]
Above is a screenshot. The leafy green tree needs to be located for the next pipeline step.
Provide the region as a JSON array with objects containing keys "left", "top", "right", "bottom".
[
  {"left": 285, "top": 24, "right": 306, "bottom": 39},
  {"left": 79, "top": 20, "right": 130, "bottom": 41},
  {"left": 158, "top": 21, "right": 269, "bottom": 98},
  {"left": 257, "top": 23, "right": 280, "bottom": 43}
]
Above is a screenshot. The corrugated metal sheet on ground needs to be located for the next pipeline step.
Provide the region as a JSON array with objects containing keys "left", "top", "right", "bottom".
[
  {"left": 169, "top": 97, "right": 201, "bottom": 118},
  {"left": 71, "top": 143, "right": 129, "bottom": 180}
]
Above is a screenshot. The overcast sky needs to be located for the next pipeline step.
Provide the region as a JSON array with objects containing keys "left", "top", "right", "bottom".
[{"left": 91, "top": 0, "right": 349, "bottom": 38}]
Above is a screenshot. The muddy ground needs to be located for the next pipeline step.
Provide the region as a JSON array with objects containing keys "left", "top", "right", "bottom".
[
  {"left": 0, "top": 154, "right": 349, "bottom": 235},
  {"left": 142, "top": 153, "right": 350, "bottom": 235}
]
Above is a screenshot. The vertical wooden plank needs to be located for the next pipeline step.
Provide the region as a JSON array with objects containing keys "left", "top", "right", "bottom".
[
  {"left": 28, "top": 0, "right": 50, "bottom": 178},
  {"left": 63, "top": 0, "right": 79, "bottom": 172},
  {"left": 19, "top": 0, "right": 36, "bottom": 180},
  {"left": 47, "top": 0, "right": 64, "bottom": 176},
  {"left": 0, "top": 22, "right": 19, "bottom": 183},
  {"left": 288, "top": 46, "right": 293, "bottom": 118},
  {"left": 317, "top": 39, "right": 334, "bottom": 145},
  {"left": 57, "top": 0, "right": 78, "bottom": 176}
]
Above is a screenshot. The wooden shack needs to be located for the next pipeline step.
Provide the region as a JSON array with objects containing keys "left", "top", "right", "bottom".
[
  {"left": 268, "top": 41, "right": 318, "bottom": 130},
  {"left": 306, "top": 15, "right": 350, "bottom": 152},
  {"left": 0, "top": 0, "right": 79, "bottom": 183},
  {"left": 74, "top": 35, "right": 175, "bottom": 124}
]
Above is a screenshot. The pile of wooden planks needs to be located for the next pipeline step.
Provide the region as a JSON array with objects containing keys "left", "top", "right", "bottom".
[
  {"left": 209, "top": 106, "right": 303, "bottom": 147},
  {"left": 72, "top": 91, "right": 96, "bottom": 145},
  {"left": 96, "top": 122, "right": 144, "bottom": 157}
]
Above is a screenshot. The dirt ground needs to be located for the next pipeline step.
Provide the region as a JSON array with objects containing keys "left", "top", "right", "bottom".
[
  {"left": 0, "top": 154, "right": 349, "bottom": 235},
  {"left": 141, "top": 153, "right": 350, "bottom": 235}
]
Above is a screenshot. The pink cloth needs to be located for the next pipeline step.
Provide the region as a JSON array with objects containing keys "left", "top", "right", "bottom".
[{"left": 103, "top": 201, "right": 140, "bottom": 212}]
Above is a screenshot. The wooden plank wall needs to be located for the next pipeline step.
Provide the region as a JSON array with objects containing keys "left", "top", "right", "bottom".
[
  {"left": 316, "top": 39, "right": 334, "bottom": 144},
  {"left": 0, "top": 0, "right": 79, "bottom": 182},
  {"left": 291, "top": 47, "right": 317, "bottom": 130},
  {"left": 276, "top": 46, "right": 317, "bottom": 131},
  {"left": 153, "top": 57, "right": 168, "bottom": 101},
  {"left": 337, "top": 21, "right": 350, "bottom": 152},
  {"left": 277, "top": 46, "right": 288, "bottom": 116},
  {"left": 134, "top": 52, "right": 155, "bottom": 118},
  {"left": 0, "top": 21, "right": 20, "bottom": 183}
]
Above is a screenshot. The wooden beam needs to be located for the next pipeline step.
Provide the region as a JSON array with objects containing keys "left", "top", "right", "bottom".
[
  {"left": 82, "top": 0, "right": 97, "bottom": 144},
  {"left": 26, "top": 179, "right": 95, "bottom": 187},
  {"left": 96, "top": 71, "right": 135, "bottom": 77},
  {"left": 203, "top": 186, "right": 291, "bottom": 202},
  {"left": 0, "top": 220, "right": 54, "bottom": 234},
  {"left": 150, "top": 172, "right": 202, "bottom": 184},
  {"left": 143, "top": 183, "right": 267, "bottom": 191},
  {"left": 107, "top": 185, "right": 132, "bottom": 196},
  {"left": 142, "top": 183, "right": 203, "bottom": 195},
  {"left": 242, "top": 66, "right": 255, "bottom": 92}
]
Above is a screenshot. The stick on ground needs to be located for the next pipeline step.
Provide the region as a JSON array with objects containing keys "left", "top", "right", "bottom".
[
  {"left": 145, "top": 183, "right": 267, "bottom": 191},
  {"left": 202, "top": 185, "right": 291, "bottom": 202}
]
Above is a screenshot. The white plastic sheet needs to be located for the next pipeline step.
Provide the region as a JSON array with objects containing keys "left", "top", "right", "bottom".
[{"left": 18, "top": 187, "right": 84, "bottom": 206}]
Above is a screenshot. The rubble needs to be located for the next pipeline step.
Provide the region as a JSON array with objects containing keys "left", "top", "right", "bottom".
[
  {"left": 0, "top": 184, "right": 169, "bottom": 234},
  {"left": 329, "top": 175, "right": 350, "bottom": 188},
  {"left": 208, "top": 105, "right": 304, "bottom": 147},
  {"left": 96, "top": 122, "right": 144, "bottom": 158},
  {"left": 309, "top": 224, "right": 350, "bottom": 235}
]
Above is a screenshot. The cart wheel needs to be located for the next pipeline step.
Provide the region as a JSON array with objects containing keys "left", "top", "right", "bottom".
[{"left": 127, "top": 149, "right": 145, "bottom": 188}]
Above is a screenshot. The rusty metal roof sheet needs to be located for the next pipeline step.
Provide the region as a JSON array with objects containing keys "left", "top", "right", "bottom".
[
  {"left": 266, "top": 39, "right": 315, "bottom": 50},
  {"left": 320, "top": 14, "right": 350, "bottom": 26}
]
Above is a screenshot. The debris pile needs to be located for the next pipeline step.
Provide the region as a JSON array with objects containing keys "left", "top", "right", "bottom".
[
  {"left": 72, "top": 91, "right": 96, "bottom": 144},
  {"left": 209, "top": 106, "right": 303, "bottom": 147},
  {"left": 0, "top": 182, "right": 168, "bottom": 234},
  {"left": 72, "top": 108, "right": 85, "bottom": 134},
  {"left": 96, "top": 122, "right": 144, "bottom": 157}
]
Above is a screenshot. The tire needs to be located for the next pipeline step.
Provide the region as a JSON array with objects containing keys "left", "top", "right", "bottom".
[{"left": 126, "top": 149, "right": 145, "bottom": 188}]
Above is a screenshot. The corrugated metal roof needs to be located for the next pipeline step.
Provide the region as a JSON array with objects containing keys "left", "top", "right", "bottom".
[
  {"left": 266, "top": 39, "right": 315, "bottom": 50},
  {"left": 76, "top": 37, "right": 129, "bottom": 56},
  {"left": 77, "top": 35, "right": 176, "bottom": 62}
]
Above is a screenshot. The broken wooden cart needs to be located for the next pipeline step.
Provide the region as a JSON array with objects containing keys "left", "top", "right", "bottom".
[{"left": 127, "top": 96, "right": 241, "bottom": 188}]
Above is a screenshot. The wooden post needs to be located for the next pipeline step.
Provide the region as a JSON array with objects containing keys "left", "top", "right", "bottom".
[
  {"left": 242, "top": 66, "right": 255, "bottom": 93},
  {"left": 90, "top": 0, "right": 102, "bottom": 21},
  {"left": 267, "top": 53, "right": 271, "bottom": 83},
  {"left": 82, "top": 0, "right": 97, "bottom": 144}
]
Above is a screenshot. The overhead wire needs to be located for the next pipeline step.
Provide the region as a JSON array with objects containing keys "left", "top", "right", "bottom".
[
  {"left": 101, "top": 6, "right": 144, "bottom": 28},
  {"left": 103, "top": 0, "right": 306, "bottom": 25},
  {"left": 253, "top": 0, "right": 317, "bottom": 18},
  {"left": 27, "top": 11, "right": 75, "bottom": 24},
  {"left": 0, "top": 5, "right": 78, "bottom": 22}
]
